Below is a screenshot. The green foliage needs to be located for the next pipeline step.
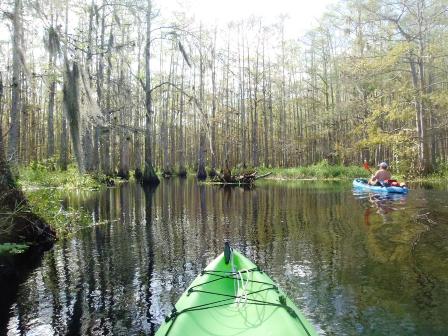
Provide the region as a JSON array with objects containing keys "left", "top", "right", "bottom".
[
  {"left": 425, "top": 160, "right": 448, "bottom": 180},
  {"left": 0, "top": 243, "right": 29, "bottom": 255},
  {"left": 14, "top": 162, "right": 107, "bottom": 237},
  {"left": 18, "top": 163, "right": 103, "bottom": 190},
  {"left": 235, "top": 161, "right": 369, "bottom": 179},
  {"left": 25, "top": 189, "right": 91, "bottom": 237}
]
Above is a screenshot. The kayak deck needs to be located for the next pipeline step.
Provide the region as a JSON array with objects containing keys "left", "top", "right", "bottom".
[{"left": 155, "top": 249, "right": 317, "bottom": 336}]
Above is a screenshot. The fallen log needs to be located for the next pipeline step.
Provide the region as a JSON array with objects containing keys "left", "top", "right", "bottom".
[
  {"left": 255, "top": 172, "right": 272, "bottom": 180},
  {"left": 211, "top": 171, "right": 272, "bottom": 185}
]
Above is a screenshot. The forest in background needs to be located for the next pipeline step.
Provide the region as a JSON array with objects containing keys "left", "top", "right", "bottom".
[{"left": 1, "top": 0, "right": 448, "bottom": 185}]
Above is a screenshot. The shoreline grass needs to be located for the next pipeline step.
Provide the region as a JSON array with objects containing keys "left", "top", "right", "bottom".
[
  {"left": 15, "top": 164, "right": 109, "bottom": 239},
  {"left": 215, "top": 161, "right": 371, "bottom": 180},
  {"left": 256, "top": 164, "right": 370, "bottom": 180},
  {"left": 18, "top": 164, "right": 105, "bottom": 191},
  {"left": 197, "top": 161, "right": 448, "bottom": 182},
  {"left": 24, "top": 188, "right": 92, "bottom": 238}
]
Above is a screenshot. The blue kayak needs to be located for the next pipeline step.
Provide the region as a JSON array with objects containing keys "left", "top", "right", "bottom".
[{"left": 352, "top": 178, "right": 408, "bottom": 194}]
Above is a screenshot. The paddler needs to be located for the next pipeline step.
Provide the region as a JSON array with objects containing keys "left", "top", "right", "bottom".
[{"left": 368, "top": 162, "right": 392, "bottom": 186}]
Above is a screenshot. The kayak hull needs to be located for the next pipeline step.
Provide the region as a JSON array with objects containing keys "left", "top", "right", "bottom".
[
  {"left": 352, "top": 178, "right": 408, "bottom": 194},
  {"left": 155, "top": 250, "right": 317, "bottom": 336}
]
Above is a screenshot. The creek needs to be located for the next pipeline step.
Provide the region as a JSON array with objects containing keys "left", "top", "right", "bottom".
[{"left": 2, "top": 179, "right": 448, "bottom": 335}]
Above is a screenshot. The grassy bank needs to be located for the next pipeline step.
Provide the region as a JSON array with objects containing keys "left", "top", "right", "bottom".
[
  {"left": 18, "top": 164, "right": 105, "bottom": 190},
  {"left": 24, "top": 188, "right": 92, "bottom": 238},
  {"left": 226, "top": 161, "right": 371, "bottom": 180},
  {"left": 413, "top": 162, "right": 448, "bottom": 182},
  {"left": 204, "top": 161, "right": 448, "bottom": 181},
  {"left": 257, "top": 164, "right": 370, "bottom": 180},
  {"left": 14, "top": 164, "right": 111, "bottom": 240}
]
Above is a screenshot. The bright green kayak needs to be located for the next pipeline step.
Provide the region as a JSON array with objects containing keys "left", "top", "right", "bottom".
[{"left": 155, "top": 244, "right": 318, "bottom": 336}]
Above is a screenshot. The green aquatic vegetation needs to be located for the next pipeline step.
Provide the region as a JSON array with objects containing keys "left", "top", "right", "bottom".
[
  {"left": 13, "top": 162, "right": 124, "bottom": 238},
  {"left": 0, "top": 243, "right": 29, "bottom": 255},
  {"left": 25, "top": 189, "right": 92, "bottom": 237}
]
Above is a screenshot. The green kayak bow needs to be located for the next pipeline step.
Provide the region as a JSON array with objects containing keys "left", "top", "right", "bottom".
[{"left": 155, "top": 243, "right": 318, "bottom": 336}]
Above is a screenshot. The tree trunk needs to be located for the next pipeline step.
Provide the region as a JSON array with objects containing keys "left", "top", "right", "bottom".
[
  {"left": 134, "top": 30, "right": 143, "bottom": 179},
  {"left": 59, "top": 0, "right": 69, "bottom": 171},
  {"left": 97, "top": 7, "right": 106, "bottom": 173},
  {"left": 47, "top": 52, "right": 56, "bottom": 158},
  {"left": 239, "top": 28, "right": 247, "bottom": 168},
  {"left": 8, "top": 0, "right": 22, "bottom": 171},
  {"left": 82, "top": 126, "right": 94, "bottom": 172},
  {"left": 60, "top": 108, "right": 68, "bottom": 170},
  {"left": 0, "top": 73, "right": 5, "bottom": 162},
  {"left": 161, "top": 48, "right": 173, "bottom": 176},
  {"left": 268, "top": 62, "right": 274, "bottom": 167},
  {"left": 280, "top": 22, "right": 287, "bottom": 166},
  {"left": 118, "top": 134, "right": 130, "bottom": 179},
  {"left": 178, "top": 60, "right": 187, "bottom": 177},
  {"left": 142, "top": 0, "right": 159, "bottom": 185},
  {"left": 409, "top": 55, "right": 431, "bottom": 174},
  {"left": 197, "top": 130, "right": 207, "bottom": 180},
  {"left": 87, "top": 0, "right": 99, "bottom": 171},
  {"left": 223, "top": 38, "right": 230, "bottom": 166},
  {"left": 209, "top": 28, "right": 217, "bottom": 177},
  {"left": 63, "top": 62, "right": 84, "bottom": 173},
  {"left": 252, "top": 32, "right": 260, "bottom": 168},
  {"left": 262, "top": 41, "right": 269, "bottom": 167},
  {"left": 196, "top": 25, "right": 207, "bottom": 180},
  {"left": 101, "top": 21, "right": 113, "bottom": 176}
]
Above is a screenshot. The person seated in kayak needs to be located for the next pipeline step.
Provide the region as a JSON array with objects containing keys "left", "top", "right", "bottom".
[{"left": 368, "top": 162, "right": 391, "bottom": 185}]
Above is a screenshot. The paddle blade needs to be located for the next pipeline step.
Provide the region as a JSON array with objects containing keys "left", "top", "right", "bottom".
[{"left": 363, "top": 160, "right": 370, "bottom": 171}]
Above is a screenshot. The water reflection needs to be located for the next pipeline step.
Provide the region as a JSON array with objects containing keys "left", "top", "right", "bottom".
[
  {"left": 4, "top": 179, "right": 448, "bottom": 335},
  {"left": 352, "top": 190, "right": 408, "bottom": 222}
]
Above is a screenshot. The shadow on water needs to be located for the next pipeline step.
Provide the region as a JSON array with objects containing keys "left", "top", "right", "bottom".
[{"left": 2, "top": 179, "right": 448, "bottom": 335}]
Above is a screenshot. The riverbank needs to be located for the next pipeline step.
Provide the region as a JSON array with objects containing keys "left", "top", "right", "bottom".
[
  {"left": 16, "top": 165, "right": 124, "bottom": 239},
  {"left": 206, "top": 161, "right": 448, "bottom": 182},
  {"left": 1, "top": 165, "right": 121, "bottom": 256},
  {"left": 0, "top": 164, "right": 55, "bottom": 256},
  {"left": 18, "top": 164, "right": 109, "bottom": 190},
  {"left": 254, "top": 163, "right": 370, "bottom": 180},
  {"left": 212, "top": 164, "right": 370, "bottom": 180}
]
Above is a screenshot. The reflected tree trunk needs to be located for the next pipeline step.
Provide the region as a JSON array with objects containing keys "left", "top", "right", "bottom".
[{"left": 143, "top": 185, "right": 156, "bottom": 334}]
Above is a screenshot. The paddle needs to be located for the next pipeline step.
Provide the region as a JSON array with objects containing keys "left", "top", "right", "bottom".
[
  {"left": 363, "top": 160, "right": 385, "bottom": 187},
  {"left": 363, "top": 160, "right": 373, "bottom": 174}
]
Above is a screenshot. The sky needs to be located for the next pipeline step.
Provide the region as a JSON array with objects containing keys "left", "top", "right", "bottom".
[
  {"left": 0, "top": 0, "right": 338, "bottom": 71},
  {"left": 156, "top": 0, "right": 337, "bottom": 38}
]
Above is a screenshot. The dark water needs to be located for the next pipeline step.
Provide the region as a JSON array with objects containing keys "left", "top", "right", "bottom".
[{"left": 2, "top": 179, "right": 448, "bottom": 335}]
